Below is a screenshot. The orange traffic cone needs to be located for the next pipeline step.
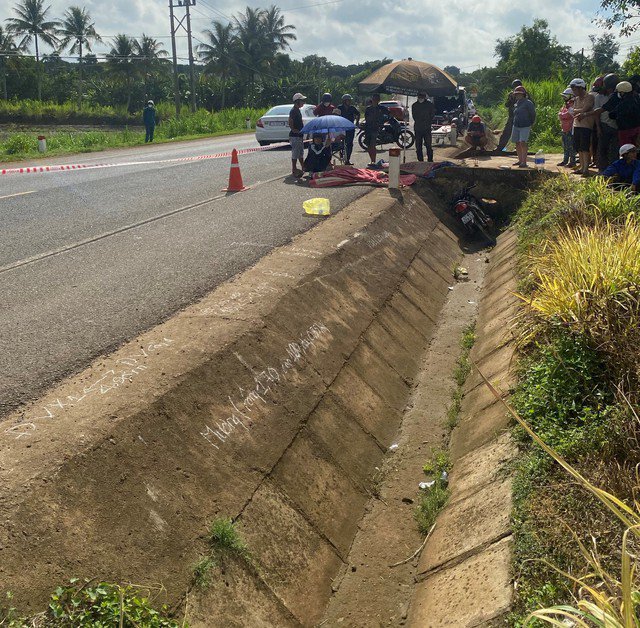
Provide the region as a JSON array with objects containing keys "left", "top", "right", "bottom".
[{"left": 223, "top": 148, "right": 248, "bottom": 192}]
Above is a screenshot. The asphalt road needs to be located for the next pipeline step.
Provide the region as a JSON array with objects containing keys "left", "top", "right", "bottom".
[{"left": 0, "top": 133, "right": 371, "bottom": 416}]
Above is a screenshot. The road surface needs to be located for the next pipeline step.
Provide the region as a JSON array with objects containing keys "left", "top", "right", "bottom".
[{"left": 0, "top": 134, "right": 371, "bottom": 416}]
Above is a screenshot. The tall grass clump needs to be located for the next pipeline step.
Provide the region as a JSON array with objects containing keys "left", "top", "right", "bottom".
[{"left": 507, "top": 175, "right": 640, "bottom": 624}]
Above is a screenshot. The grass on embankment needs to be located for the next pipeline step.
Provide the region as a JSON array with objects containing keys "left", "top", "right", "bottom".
[
  {"left": 508, "top": 175, "right": 640, "bottom": 625},
  {"left": 0, "top": 106, "right": 263, "bottom": 162}
]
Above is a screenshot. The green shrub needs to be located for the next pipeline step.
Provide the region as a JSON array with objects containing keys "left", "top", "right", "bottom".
[
  {"left": 513, "top": 333, "right": 619, "bottom": 458},
  {"left": 1, "top": 580, "right": 178, "bottom": 627}
]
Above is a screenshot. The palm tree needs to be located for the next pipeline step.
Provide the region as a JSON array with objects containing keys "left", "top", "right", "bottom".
[
  {"left": 106, "top": 34, "right": 136, "bottom": 111},
  {"left": 5, "top": 0, "right": 59, "bottom": 100},
  {"left": 56, "top": 6, "right": 101, "bottom": 109},
  {"left": 262, "top": 6, "right": 296, "bottom": 56},
  {"left": 0, "top": 26, "right": 22, "bottom": 99},
  {"left": 133, "top": 35, "right": 167, "bottom": 100},
  {"left": 234, "top": 7, "right": 270, "bottom": 89},
  {"left": 198, "top": 21, "right": 237, "bottom": 109}
]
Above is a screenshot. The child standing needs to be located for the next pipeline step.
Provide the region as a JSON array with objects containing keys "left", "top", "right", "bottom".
[{"left": 558, "top": 87, "right": 576, "bottom": 167}]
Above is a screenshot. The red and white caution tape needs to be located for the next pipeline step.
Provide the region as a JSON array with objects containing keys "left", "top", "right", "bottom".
[{"left": 0, "top": 141, "right": 290, "bottom": 176}]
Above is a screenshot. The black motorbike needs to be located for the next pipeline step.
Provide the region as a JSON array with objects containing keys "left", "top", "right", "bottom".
[
  {"left": 451, "top": 184, "right": 496, "bottom": 244},
  {"left": 357, "top": 117, "right": 415, "bottom": 150}
]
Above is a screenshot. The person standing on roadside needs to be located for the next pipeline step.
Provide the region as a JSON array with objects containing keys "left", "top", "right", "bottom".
[
  {"left": 557, "top": 88, "right": 576, "bottom": 167},
  {"left": 575, "top": 73, "right": 619, "bottom": 173},
  {"left": 314, "top": 93, "right": 335, "bottom": 117},
  {"left": 610, "top": 81, "right": 640, "bottom": 147},
  {"left": 364, "top": 93, "right": 389, "bottom": 166},
  {"left": 497, "top": 79, "right": 523, "bottom": 151},
  {"left": 143, "top": 100, "right": 156, "bottom": 143},
  {"left": 511, "top": 86, "right": 536, "bottom": 168},
  {"left": 337, "top": 94, "right": 360, "bottom": 165},
  {"left": 570, "top": 78, "right": 595, "bottom": 176},
  {"left": 589, "top": 76, "right": 605, "bottom": 168},
  {"left": 289, "top": 92, "right": 306, "bottom": 177},
  {"left": 412, "top": 90, "right": 435, "bottom": 162}
]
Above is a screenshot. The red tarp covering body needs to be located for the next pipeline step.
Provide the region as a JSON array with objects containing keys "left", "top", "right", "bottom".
[{"left": 309, "top": 166, "right": 417, "bottom": 188}]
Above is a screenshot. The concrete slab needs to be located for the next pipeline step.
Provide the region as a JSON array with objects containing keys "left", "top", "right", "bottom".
[
  {"left": 409, "top": 536, "right": 514, "bottom": 628},
  {"left": 417, "top": 478, "right": 513, "bottom": 574}
]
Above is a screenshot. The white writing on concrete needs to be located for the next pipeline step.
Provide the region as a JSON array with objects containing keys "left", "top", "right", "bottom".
[
  {"left": 4, "top": 338, "right": 175, "bottom": 440},
  {"left": 200, "top": 282, "right": 278, "bottom": 317},
  {"left": 200, "top": 322, "right": 330, "bottom": 450}
]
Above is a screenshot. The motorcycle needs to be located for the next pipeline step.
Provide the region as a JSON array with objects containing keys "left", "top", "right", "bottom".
[
  {"left": 451, "top": 184, "right": 496, "bottom": 245},
  {"left": 357, "top": 117, "right": 415, "bottom": 150}
]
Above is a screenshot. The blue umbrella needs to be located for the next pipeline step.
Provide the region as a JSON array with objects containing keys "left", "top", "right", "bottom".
[{"left": 301, "top": 115, "right": 355, "bottom": 135}]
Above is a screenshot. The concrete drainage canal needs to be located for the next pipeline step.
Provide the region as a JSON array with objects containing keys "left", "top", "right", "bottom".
[{"left": 0, "top": 168, "right": 535, "bottom": 626}]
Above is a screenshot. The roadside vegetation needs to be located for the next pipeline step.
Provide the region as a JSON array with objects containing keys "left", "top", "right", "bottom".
[
  {"left": 507, "top": 175, "right": 640, "bottom": 624},
  {"left": 192, "top": 517, "right": 250, "bottom": 590},
  {"left": 0, "top": 106, "right": 261, "bottom": 161},
  {"left": 0, "top": 580, "right": 179, "bottom": 627}
]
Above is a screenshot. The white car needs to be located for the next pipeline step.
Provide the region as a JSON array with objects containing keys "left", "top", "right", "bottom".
[{"left": 255, "top": 104, "right": 317, "bottom": 145}]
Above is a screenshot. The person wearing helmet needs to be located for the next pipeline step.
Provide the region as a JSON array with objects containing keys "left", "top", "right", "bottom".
[
  {"left": 570, "top": 78, "right": 595, "bottom": 175},
  {"left": 412, "top": 91, "right": 435, "bottom": 162},
  {"left": 143, "top": 100, "right": 156, "bottom": 143},
  {"left": 602, "top": 143, "right": 640, "bottom": 192},
  {"left": 337, "top": 94, "right": 360, "bottom": 165},
  {"left": 464, "top": 114, "right": 488, "bottom": 150},
  {"left": 314, "top": 93, "right": 335, "bottom": 117},
  {"left": 511, "top": 86, "right": 536, "bottom": 168},
  {"left": 609, "top": 81, "right": 640, "bottom": 146},
  {"left": 304, "top": 133, "right": 333, "bottom": 173},
  {"left": 496, "top": 79, "right": 525, "bottom": 152},
  {"left": 558, "top": 88, "right": 577, "bottom": 167},
  {"left": 289, "top": 92, "right": 307, "bottom": 177},
  {"left": 576, "top": 73, "right": 620, "bottom": 172}
]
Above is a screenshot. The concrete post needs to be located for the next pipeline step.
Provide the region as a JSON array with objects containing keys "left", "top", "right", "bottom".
[{"left": 388, "top": 148, "right": 401, "bottom": 189}]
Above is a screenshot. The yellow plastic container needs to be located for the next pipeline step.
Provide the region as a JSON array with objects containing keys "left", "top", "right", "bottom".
[{"left": 303, "top": 197, "right": 331, "bottom": 216}]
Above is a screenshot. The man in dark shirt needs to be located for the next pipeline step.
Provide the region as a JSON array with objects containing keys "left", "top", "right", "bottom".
[
  {"left": 143, "top": 100, "right": 156, "bottom": 143},
  {"left": 465, "top": 115, "right": 488, "bottom": 150},
  {"left": 411, "top": 91, "right": 435, "bottom": 162},
  {"left": 364, "top": 93, "right": 389, "bottom": 165},
  {"left": 496, "top": 79, "right": 522, "bottom": 151},
  {"left": 289, "top": 92, "right": 306, "bottom": 176},
  {"left": 337, "top": 93, "right": 360, "bottom": 165}
]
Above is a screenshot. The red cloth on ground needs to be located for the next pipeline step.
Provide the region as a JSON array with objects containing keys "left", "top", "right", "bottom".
[{"left": 309, "top": 166, "right": 417, "bottom": 188}]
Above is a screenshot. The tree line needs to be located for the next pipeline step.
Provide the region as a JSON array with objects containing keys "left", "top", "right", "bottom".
[{"left": 0, "top": 0, "right": 390, "bottom": 114}]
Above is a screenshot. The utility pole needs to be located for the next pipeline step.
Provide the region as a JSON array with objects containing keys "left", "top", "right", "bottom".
[
  {"left": 169, "top": 0, "right": 198, "bottom": 117},
  {"left": 578, "top": 48, "right": 585, "bottom": 77}
]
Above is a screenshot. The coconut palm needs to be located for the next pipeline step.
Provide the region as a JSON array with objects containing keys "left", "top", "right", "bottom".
[
  {"left": 5, "top": 0, "right": 59, "bottom": 100},
  {"left": 198, "top": 21, "right": 238, "bottom": 109},
  {"left": 0, "top": 26, "right": 22, "bottom": 99},
  {"left": 106, "top": 34, "right": 137, "bottom": 111},
  {"left": 262, "top": 5, "right": 296, "bottom": 56},
  {"left": 56, "top": 6, "right": 101, "bottom": 109},
  {"left": 234, "top": 6, "right": 269, "bottom": 86},
  {"left": 133, "top": 35, "right": 167, "bottom": 100}
]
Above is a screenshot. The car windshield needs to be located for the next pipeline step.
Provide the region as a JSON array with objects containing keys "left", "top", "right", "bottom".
[{"left": 265, "top": 105, "right": 293, "bottom": 116}]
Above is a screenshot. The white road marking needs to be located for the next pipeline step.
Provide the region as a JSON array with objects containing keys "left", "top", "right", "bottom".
[{"left": 0, "top": 191, "right": 35, "bottom": 200}]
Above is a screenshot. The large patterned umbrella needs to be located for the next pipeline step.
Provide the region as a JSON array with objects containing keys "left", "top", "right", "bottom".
[{"left": 359, "top": 59, "right": 458, "bottom": 97}]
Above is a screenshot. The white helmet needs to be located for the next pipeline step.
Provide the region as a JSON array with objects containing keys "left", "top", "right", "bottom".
[
  {"left": 616, "top": 81, "right": 633, "bottom": 93},
  {"left": 569, "top": 78, "right": 586, "bottom": 89}
]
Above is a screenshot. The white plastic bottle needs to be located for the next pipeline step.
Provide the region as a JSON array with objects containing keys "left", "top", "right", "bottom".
[{"left": 534, "top": 149, "right": 545, "bottom": 171}]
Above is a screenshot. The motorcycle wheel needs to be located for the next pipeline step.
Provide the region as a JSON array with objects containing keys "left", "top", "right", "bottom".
[
  {"left": 357, "top": 132, "right": 368, "bottom": 150},
  {"left": 396, "top": 130, "right": 415, "bottom": 149},
  {"left": 476, "top": 223, "right": 497, "bottom": 246}
]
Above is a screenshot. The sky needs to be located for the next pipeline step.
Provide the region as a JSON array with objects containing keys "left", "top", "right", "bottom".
[{"left": 0, "top": 0, "right": 636, "bottom": 70}]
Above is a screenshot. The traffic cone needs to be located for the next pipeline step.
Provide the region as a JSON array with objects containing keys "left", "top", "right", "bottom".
[{"left": 222, "top": 148, "right": 248, "bottom": 192}]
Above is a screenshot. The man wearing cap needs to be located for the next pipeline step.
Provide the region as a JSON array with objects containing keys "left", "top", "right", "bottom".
[
  {"left": 412, "top": 91, "right": 435, "bottom": 162},
  {"left": 465, "top": 115, "right": 488, "bottom": 150},
  {"left": 289, "top": 93, "right": 307, "bottom": 177},
  {"left": 602, "top": 143, "right": 640, "bottom": 191},
  {"left": 337, "top": 94, "right": 360, "bottom": 165},
  {"left": 570, "top": 78, "right": 595, "bottom": 175},
  {"left": 143, "top": 100, "right": 156, "bottom": 143},
  {"left": 511, "top": 86, "right": 536, "bottom": 168},
  {"left": 496, "top": 79, "right": 523, "bottom": 151}
]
